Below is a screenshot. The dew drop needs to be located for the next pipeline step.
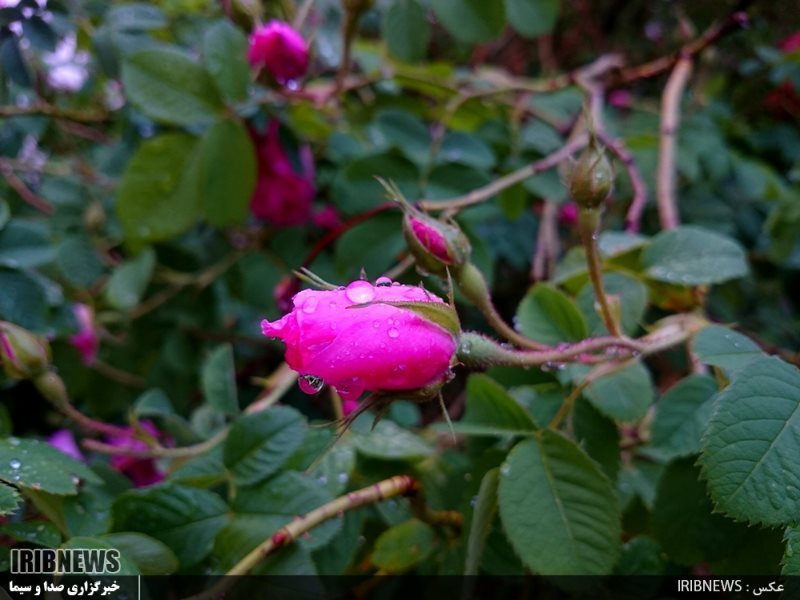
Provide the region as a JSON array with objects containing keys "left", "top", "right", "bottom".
[
  {"left": 298, "top": 375, "right": 324, "bottom": 394},
  {"left": 8, "top": 459, "right": 21, "bottom": 470},
  {"left": 375, "top": 276, "right": 392, "bottom": 286},
  {"left": 470, "top": 496, "right": 478, "bottom": 507},
  {"left": 337, "top": 472, "right": 349, "bottom": 484},
  {"left": 388, "top": 328, "right": 400, "bottom": 339},
  {"left": 345, "top": 280, "right": 376, "bottom": 304},
  {"left": 500, "top": 463, "right": 511, "bottom": 476},
  {"left": 302, "top": 297, "right": 318, "bottom": 314},
  {"left": 9, "top": 437, "right": 20, "bottom": 446},
  {"left": 460, "top": 340, "right": 472, "bottom": 355}
]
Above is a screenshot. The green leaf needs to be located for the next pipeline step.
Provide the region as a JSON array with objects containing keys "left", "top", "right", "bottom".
[
  {"left": 0, "top": 220, "right": 56, "bottom": 268},
  {"left": 383, "top": 0, "right": 431, "bottom": 63},
  {"left": 465, "top": 468, "right": 500, "bottom": 575},
  {"left": 782, "top": 524, "right": 800, "bottom": 575},
  {"left": 168, "top": 446, "right": 227, "bottom": 488},
  {"left": 352, "top": 420, "right": 433, "bottom": 461},
  {"left": 56, "top": 236, "right": 105, "bottom": 288},
  {"left": 111, "top": 483, "right": 228, "bottom": 566},
  {"left": 576, "top": 272, "right": 648, "bottom": 336},
  {"left": 372, "top": 110, "right": 432, "bottom": 166},
  {"left": 498, "top": 431, "right": 621, "bottom": 574},
  {"left": 641, "top": 225, "right": 749, "bottom": 286},
  {"left": 116, "top": 133, "right": 200, "bottom": 246},
  {"left": 122, "top": 47, "right": 223, "bottom": 126},
  {"left": 0, "top": 483, "right": 20, "bottom": 516},
  {"left": 103, "top": 247, "right": 155, "bottom": 311},
  {"left": 335, "top": 213, "right": 406, "bottom": 280},
  {"left": 195, "top": 119, "right": 257, "bottom": 227},
  {"left": 61, "top": 537, "right": 140, "bottom": 575},
  {"left": 0, "top": 521, "right": 61, "bottom": 547},
  {"left": 0, "top": 437, "right": 101, "bottom": 495},
  {"left": 105, "top": 4, "right": 166, "bottom": 31},
  {"left": 22, "top": 16, "right": 57, "bottom": 51},
  {"left": 692, "top": 325, "right": 764, "bottom": 374},
  {"left": 504, "top": 0, "right": 560, "bottom": 39},
  {"left": 652, "top": 458, "right": 745, "bottom": 565},
  {"left": 372, "top": 518, "right": 436, "bottom": 572},
  {"left": 333, "top": 153, "right": 420, "bottom": 215},
  {"left": 700, "top": 356, "right": 800, "bottom": 526},
  {"left": 102, "top": 532, "right": 179, "bottom": 575},
  {"left": 202, "top": 20, "right": 250, "bottom": 103},
  {"left": 573, "top": 397, "right": 620, "bottom": 481},
  {"left": 201, "top": 343, "right": 239, "bottom": 416},
  {"left": 439, "top": 132, "right": 497, "bottom": 170},
  {"left": 0, "top": 198, "right": 9, "bottom": 231},
  {"left": 223, "top": 406, "right": 305, "bottom": 486},
  {"left": 0, "top": 269, "right": 47, "bottom": 330},
  {"left": 215, "top": 472, "right": 339, "bottom": 569},
  {"left": 515, "top": 283, "right": 588, "bottom": 345},
  {"left": 651, "top": 375, "right": 717, "bottom": 460},
  {"left": 306, "top": 437, "right": 356, "bottom": 497},
  {"left": 583, "top": 362, "right": 654, "bottom": 422},
  {"left": 455, "top": 374, "right": 538, "bottom": 436},
  {"left": 430, "top": 0, "right": 505, "bottom": 44}
]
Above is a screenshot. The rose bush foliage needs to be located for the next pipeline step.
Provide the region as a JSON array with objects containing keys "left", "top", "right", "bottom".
[{"left": 0, "top": 0, "right": 799, "bottom": 587}]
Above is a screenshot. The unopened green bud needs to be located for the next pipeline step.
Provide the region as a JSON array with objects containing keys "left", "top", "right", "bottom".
[
  {"left": 33, "top": 370, "right": 68, "bottom": 407},
  {"left": 568, "top": 138, "right": 614, "bottom": 209},
  {"left": 0, "top": 321, "right": 51, "bottom": 380}
]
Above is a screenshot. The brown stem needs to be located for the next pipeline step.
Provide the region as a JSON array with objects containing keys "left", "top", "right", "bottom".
[
  {"left": 0, "top": 103, "right": 109, "bottom": 123},
  {"left": 579, "top": 209, "right": 622, "bottom": 337},
  {"left": 656, "top": 56, "right": 693, "bottom": 230},
  {"left": 419, "top": 135, "right": 588, "bottom": 213},
  {"left": 0, "top": 160, "right": 54, "bottom": 214},
  {"left": 531, "top": 200, "right": 559, "bottom": 281},
  {"left": 82, "top": 428, "right": 228, "bottom": 459},
  {"left": 185, "top": 475, "right": 421, "bottom": 600},
  {"left": 613, "top": 10, "right": 748, "bottom": 85}
]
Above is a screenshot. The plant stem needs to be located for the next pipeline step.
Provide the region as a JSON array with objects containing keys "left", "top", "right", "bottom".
[
  {"left": 455, "top": 262, "right": 549, "bottom": 350},
  {"left": 419, "top": 135, "right": 587, "bottom": 213},
  {"left": 186, "top": 475, "right": 421, "bottom": 600},
  {"left": 656, "top": 55, "right": 693, "bottom": 230},
  {"left": 578, "top": 209, "right": 622, "bottom": 337}
]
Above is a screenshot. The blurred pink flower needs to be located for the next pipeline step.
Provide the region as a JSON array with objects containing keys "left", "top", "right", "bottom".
[
  {"left": 261, "top": 279, "right": 457, "bottom": 403},
  {"left": 608, "top": 89, "right": 633, "bottom": 110},
  {"left": 48, "top": 429, "right": 84, "bottom": 462},
  {"left": 69, "top": 304, "right": 99, "bottom": 366},
  {"left": 106, "top": 421, "right": 166, "bottom": 488},
  {"left": 342, "top": 397, "right": 359, "bottom": 416},
  {"left": 312, "top": 206, "right": 342, "bottom": 230},
  {"left": 778, "top": 32, "right": 800, "bottom": 53},
  {"left": 558, "top": 202, "right": 579, "bottom": 226},
  {"left": 248, "top": 20, "right": 309, "bottom": 86},
  {"left": 250, "top": 121, "right": 315, "bottom": 226}
]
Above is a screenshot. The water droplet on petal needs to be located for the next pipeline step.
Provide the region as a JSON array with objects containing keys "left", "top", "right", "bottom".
[
  {"left": 302, "top": 297, "right": 318, "bottom": 314},
  {"left": 345, "top": 280, "right": 376, "bottom": 304},
  {"left": 375, "top": 276, "right": 392, "bottom": 286},
  {"left": 299, "top": 375, "right": 324, "bottom": 394},
  {"left": 9, "top": 459, "right": 21, "bottom": 470},
  {"left": 388, "top": 328, "right": 400, "bottom": 339},
  {"left": 372, "top": 320, "right": 381, "bottom": 329}
]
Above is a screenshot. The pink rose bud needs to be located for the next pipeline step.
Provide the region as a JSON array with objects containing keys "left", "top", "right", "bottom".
[
  {"left": 247, "top": 20, "right": 309, "bottom": 86},
  {"left": 48, "top": 429, "right": 84, "bottom": 462},
  {"left": 250, "top": 121, "right": 315, "bottom": 226},
  {"left": 403, "top": 212, "right": 471, "bottom": 276},
  {"left": 261, "top": 278, "right": 458, "bottom": 403},
  {"left": 0, "top": 321, "right": 51, "bottom": 380},
  {"left": 69, "top": 303, "right": 100, "bottom": 366},
  {"left": 558, "top": 202, "right": 579, "bottom": 227},
  {"left": 106, "top": 420, "right": 167, "bottom": 488}
]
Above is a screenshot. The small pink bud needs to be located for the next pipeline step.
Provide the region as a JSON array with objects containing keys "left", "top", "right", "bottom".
[
  {"left": 69, "top": 303, "right": 99, "bottom": 366},
  {"left": 0, "top": 321, "right": 51, "bottom": 380},
  {"left": 247, "top": 20, "right": 309, "bottom": 86},
  {"left": 558, "top": 202, "right": 579, "bottom": 227},
  {"left": 402, "top": 212, "right": 471, "bottom": 276},
  {"left": 106, "top": 421, "right": 168, "bottom": 488}
]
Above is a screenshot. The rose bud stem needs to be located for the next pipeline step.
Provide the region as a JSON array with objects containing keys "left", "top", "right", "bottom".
[
  {"left": 455, "top": 331, "right": 643, "bottom": 370},
  {"left": 568, "top": 132, "right": 622, "bottom": 338},
  {"left": 454, "top": 262, "right": 549, "bottom": 351},
  {"left": 578, "top": 208, "right": 622, "bottom": 338}
]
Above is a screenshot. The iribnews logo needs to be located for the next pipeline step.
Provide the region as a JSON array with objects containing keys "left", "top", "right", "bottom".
[{"left": 10, "top": 548, "right": 121, "bottom": 575}]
